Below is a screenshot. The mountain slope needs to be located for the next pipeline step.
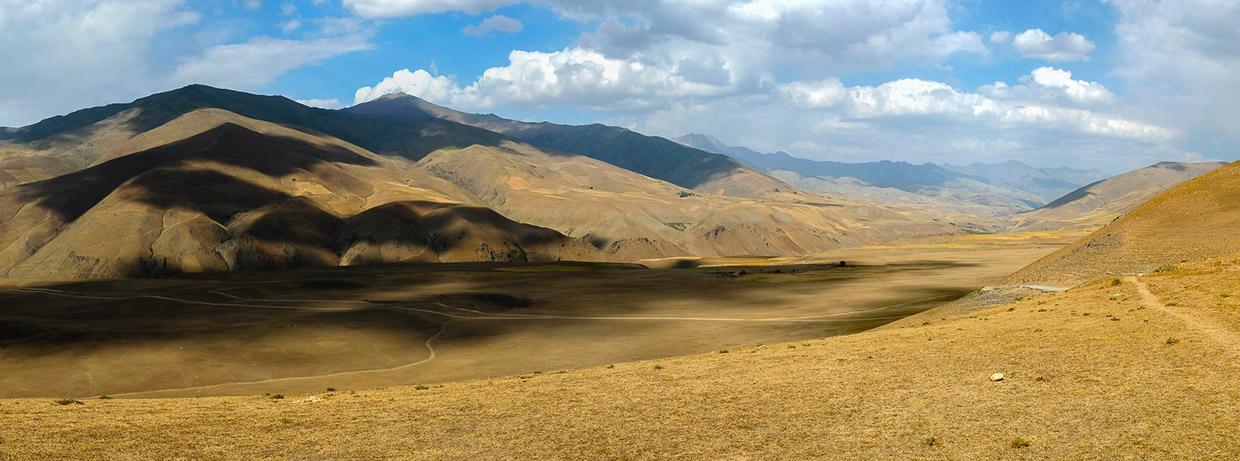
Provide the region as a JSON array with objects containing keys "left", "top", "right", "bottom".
[
  {"left": 1005, "top": 160, "right": 1240, "bottom": 286},
  {"left": 942, "top": 160, "right": 1107, "bottom": 203},
  {"left": 1005, "top": 161, "right": 1226, "bottom": 232},
  {"left": 345, "top": 94, "right": 791, "bottom": 198},
  {"left": 0, "top": 111, "right": 596, "bottom": 279}
]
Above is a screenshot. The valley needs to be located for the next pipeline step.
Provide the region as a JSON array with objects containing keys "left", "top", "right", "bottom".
[{"left": 0, "top": 234, "right": 1061, "bottom": 399}]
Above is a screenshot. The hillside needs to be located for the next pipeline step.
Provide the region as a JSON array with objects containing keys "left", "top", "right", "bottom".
[
  {"left": 1005, "top": 161, "right": 1226, "bottom": 232},
  {"left": 1006, "top": 160, "right": 1240, "bottom": 286},
  {"left": 345, "top": 95, "right": 791, "bottom": 198},
  {"left": 0, "top": 110, "right": 596, "bottom": 278},
  {"left": 942, "top": 160, "right": 1107, "bottom": 203}
]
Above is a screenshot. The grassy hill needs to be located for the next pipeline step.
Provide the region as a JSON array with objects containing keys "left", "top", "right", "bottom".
[
  {"left": 1007, "top": 160, "right": 1240, "bottom": 286},
  {"left": 1005, "top": 161, "right": 1226, "bottom": 233}
]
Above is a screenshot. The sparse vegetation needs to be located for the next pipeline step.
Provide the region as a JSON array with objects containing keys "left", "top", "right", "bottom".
[
  {"left": 653, "top": 364, "right": 664, "bottom": 370},
  {"left": 1111, "top": 278, "right": 1122, "bottom": 286},
  {"left": 98, "top": 395, "right": 112, "bottom": 400},
  {"left": 269, "top": 394, "right": 284, "bottom": 400},
  {"left": 923, "top": 436, "right": 939, "bottom": 447},
  {"left": 415, "top": 385, "right": 430, "bottom": 390},
  {"left": 1010, "top": 437, "right": 1031, "bottom": 449},
  {"left": 718, "top": 349, "right": 730, "bottom": 354},
  {"left": 1166, "top": 337, "right": 1180, "bottom": 345},
  {"left": 53, "top": 399, "right": 83, "bottom": 406}
]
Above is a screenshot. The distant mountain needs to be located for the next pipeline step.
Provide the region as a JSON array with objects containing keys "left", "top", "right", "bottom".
[
  {"left": 1005, "top": 161, "right": 1227, "bottom": 232},
  {"left": 675, "top": 134, "right": 1108, "bottom": 219},
  {"left": 941, "top": 160, "right": 1108, "bottom": 204},
  {"left": 346, "top": 95, "right": 787, "bottom": 198},
  {"left": 675, "top": 133, "right": 969, "bottom": 191}
]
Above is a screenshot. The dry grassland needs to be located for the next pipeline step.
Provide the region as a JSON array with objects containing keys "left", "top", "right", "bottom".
[{"left": 3, "top": 253, "right": 1238, "bottom": 459}]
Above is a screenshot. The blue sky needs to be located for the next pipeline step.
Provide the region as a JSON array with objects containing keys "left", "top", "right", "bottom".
[{"left": 1, "top": 0, "right": 1237, "bottom": 173}]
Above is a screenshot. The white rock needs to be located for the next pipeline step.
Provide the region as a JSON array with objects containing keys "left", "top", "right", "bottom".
[{"left": 990, "top": 373, "right": 1005, "bottom": 382}]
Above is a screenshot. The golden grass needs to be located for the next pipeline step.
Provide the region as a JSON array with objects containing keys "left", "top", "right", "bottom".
[{"left": 4, "top": 255, "right": 1239, "bottom": 459}]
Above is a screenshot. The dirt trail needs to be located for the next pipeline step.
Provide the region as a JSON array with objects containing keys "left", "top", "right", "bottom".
[
  {"left": 108, "top": 322, "right": 451, "bottom": 398},
  {"left": 1127, "top": 276, "right": 1240, "bottom": 358}
]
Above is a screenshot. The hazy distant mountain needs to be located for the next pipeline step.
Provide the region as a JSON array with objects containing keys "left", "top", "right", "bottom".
[
  {"left": 675, "top": 133, "right": 1107, "bottom": 220},
  {"left": 1005, "top": 161, "right": 1227, "bottom": 232},
  {"left": 941, "top": 160, "right": 1108, "bottom": 204}
]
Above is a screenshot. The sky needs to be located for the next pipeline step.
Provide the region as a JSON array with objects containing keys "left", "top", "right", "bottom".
[{"left": 1, "top": 0, "right": 1237, "bottom": 173}]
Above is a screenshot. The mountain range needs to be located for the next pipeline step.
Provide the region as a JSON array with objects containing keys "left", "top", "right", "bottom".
[{"left": 0, "top": 85, "right": 958, "bottom": 278}]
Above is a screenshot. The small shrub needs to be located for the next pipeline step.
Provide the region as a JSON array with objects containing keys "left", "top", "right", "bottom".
[
  {"left": 1008, "top": 307, "right": 1015, "bottom": 312},
  {"left": 924, "top": 436, "right": 939, "bottom": 447},
  {"left": 1155, "top": 264, "right": 1176, "bottom": 273},
  {"left": 606, "top": 365, "right": 615, "bottom": 369},
  {"left": 414, "top": 385, "right": 430, "bottom": 390},
  {"left": 98, "top": 395, "right": 112, "bottom": 400},
  {"left": 922, "top": 321, "right": 931, "bottom": 326},
  {"left": 269, "top": 394, "right": 284, "bottom": 400},
  {"left": 787, "top": 345, "right": 796, "bottom": 349},
  {"left": 1110, "top": 278, "right": 1122, "bottom": 286},
  {"left": 1011, "top": 437, "right": 1031, "bottom": 449},
  {"left": 325, "top": 387, "right": 336, "bottom": 392},
  {"left": 1166, "top": 302, "right": 1177, "bottom": 306},
  {"left": 279, "top": 417, "right": 293, "bottom": 425},
  {"left": 1223, "top": 294, "right": 1231, "bottom": 298},
  {"left": 718, "top": 349, "right": 730, "bottom": 354},
  {"left": 1166, "top": 337, "right": 1180, "bottom": 345},
  {"left": 53, "top": 399, "right": 83, "bottom": 406},
  {"left": 1035, "top": 376, "right": 1045, "bottom": 382},
  {"left": 653, "top": 364, "right": 664, "bottom": 370}
]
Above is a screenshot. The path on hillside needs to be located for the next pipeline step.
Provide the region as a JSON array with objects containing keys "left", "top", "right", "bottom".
[
  {"left": 1127, "top": 276, "right": 1240, "bottom": 358},
  {"left": 106, "top": 322, "right": 451, "bottom": 399}
]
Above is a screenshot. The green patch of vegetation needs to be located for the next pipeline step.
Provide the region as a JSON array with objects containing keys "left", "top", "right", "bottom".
[
  {"left": 53, "top": 399, "right": 84, "bottom": 406},
  {"left": 415, "top": 385, "right": 430, "bottom": 390},
  {"left": 664, "top": 222, "right": 688, "bottom": 232},
  {"left": 269, "top": 394, "right": 284, "bottom": 400},
  {"left": 677, "top": 191, "right": 696, "bottom": 198},
  {"left": 718, "top": 349, "right": 730, "bottom": 354},
  {"left": 1110, "top": 278, "right": 1122, "bottom": 286},
  {"left": 1008, "top": 307, "right": 1016, "bottom": 312},
  {"left": 1035, "top": 376, "right": 1045, "bottom": 382},
  {"left": 1166, "top": 337, "right": 1180, "bottom": 345},
  {"left": 98, "top": 395, "right": 112, "bottom": 400},
  {"left": 923, "top": 436, "right": 939, "bottom": 447},
  {"left": 325, "top": 387, "right": 336, "bottom": 392},
  {"left": 653, "top": 364, "right": 664, "bottom": 370},
  {"left": 279, "top": 417, "right": 293, "bottom": 425},
  {"left": 1010, "top": 437, "right": 1031, "bottom": 449},
  {"left": 605, "top": 365, "right": 614, "bottom": 369},
  {"left": 1166, "top": 302, "right": 1178, "bottom": 306},
  {"left": 787, "top": 345, "right": 796, "bottom": 349}
]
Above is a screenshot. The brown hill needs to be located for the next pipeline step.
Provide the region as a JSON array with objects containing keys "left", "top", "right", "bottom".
[
  {"left": 0, "top": 112, "right": 596, "bottom": 279},
  {"left": 345, "top": 93, "right": 792, "bottom": 198},
  {"left": 1005, "top": 161, "right": 1224, "bottom": 232},
  {"left": 1005, "top": 160, "right": 1240, "bottom": 286}
]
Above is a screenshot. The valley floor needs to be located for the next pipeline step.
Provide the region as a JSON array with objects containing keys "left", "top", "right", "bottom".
[{"left": 3, "top": 252, "right": 1238, "bottom": 459}]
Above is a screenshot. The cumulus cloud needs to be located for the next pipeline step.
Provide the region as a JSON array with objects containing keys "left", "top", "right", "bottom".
[
  {"left": 355, "top": 47, "right": 732, "bottom": 109},
  {"left": 343, "top": 0, "right": 516, "bottom": 18},
  {"left": 989, "top": 30, "right": 1011, "bottom": 43},
  {"left": 1108, "top": 0, "right": 1240, "bottom": 158},
  {"left": 462, "top": 14, "right": 523, "bottom": 37},
  {"left": 297, "top": 98, "right": 346, "bottom": 109},
  {"left": 980, "top": 67, "right": 1115, "bottom": 105},
  {"left": 174, "top": 34, "right": 373, "bottom": 90},
  {"left": 1012, "top": 28, "right": 1096, "bottom": 61},
  {"left": 0, "top": 0, "right": 201, "bottom": 126}
]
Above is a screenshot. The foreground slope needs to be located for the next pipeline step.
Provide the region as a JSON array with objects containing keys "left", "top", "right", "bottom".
[
  {"left": 3, "top": 257, "right": 1237, "bottom": 458},
  {"left": 0, "top": 110, "right": 595, "bottom": 278},
  {"left": 1005, "top": 161, "right": 1226, "bottom": 232},
  {"left": 1007, "top": 159, "right": 1240, "bottom": 286}
]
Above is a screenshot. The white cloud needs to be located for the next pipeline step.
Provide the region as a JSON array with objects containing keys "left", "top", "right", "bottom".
[
  {"left": 1012, "top": 28, "right": 1096, "bottom": 62},
  {"left": 279, "top": 19, "right": 301, "bottom": 33},
  {"left": 461, "top": 14, "right": 523, "bottom": 37},
  {"left": 343, "top": 0, "right": 516, "bottom": 18},
  {"left": 355, "top": 47, "right": 732, "bottom": 109},
  {"left": 297, "top": 98, "right": 346, "bottom": 109},
  {"left": 175, "top": 34, "right": 372, "bottom": 90},
  {"left": 989, "top": 30, "right": 1011, "bottom": 43},
  {"left": 242, "top": 0, "right": 262, "bottom": 10},
  {"left": 980, "top": 67, "right": 1115, "bottom": 105},
  {"left": 0, "top": 0, "right": 201, "bottom": 126},
  {"left": 281, "top": 2, "right": 296, "bottom": 15}
]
